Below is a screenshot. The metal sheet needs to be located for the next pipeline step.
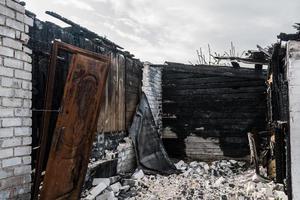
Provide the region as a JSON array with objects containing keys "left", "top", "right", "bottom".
[{"left": 40, "top": 52, "right": 109, "bottom": 199}]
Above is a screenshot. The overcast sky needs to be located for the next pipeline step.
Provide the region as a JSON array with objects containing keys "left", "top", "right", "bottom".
[{"left": 25, "top": 0, "right": 299, "bottom": 64}]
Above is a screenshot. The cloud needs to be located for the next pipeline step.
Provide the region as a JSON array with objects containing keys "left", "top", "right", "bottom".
[
  {"left": 53, "top": 0, "right": 95, "bottom": 11},
  {"left": 26, "top": 0, "right": 300, "bottom": 63}
]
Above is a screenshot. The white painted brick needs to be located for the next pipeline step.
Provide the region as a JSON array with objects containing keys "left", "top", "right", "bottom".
[
  {"left": 14, "top": 69, "right": 31, "bottom": 80},
  {"left": 14, "top": 89, "right": 31, "bottom": 99},
  {"left": 24, "top": 24, "right": 28, "bottom": 33},
  {"left": 6, "top": 0, "right": 25, "bottom": 14},
  {"left": 0, "top": 86, "right": 14, "bottom": 97},
  {"left": 0, "top": 148, "right": 13, "bottom": 158},
  {"left": 24, "top": 16, "right": 33, "bottom": 26},
  {"left": 1, "top": 77, "right": 21, "bottom": 88},
  {"left": 14, "top": 127, "right": 31, "bottom": 136},
  {"left": 0, "top": 108, "right": 14, "bottom": 117},
  {"left": 0, "top": 66, "right": 14, "bottom": 77},
  {"left": 0, "top": 4, "right": 15, "bottom": 18},
  {"left": 22, "top": 99, "right": 31, "bottom": 108},
  {"left": 2, "top": 37, "right": 22, "bottom": 50},
  {"left": 22, "top": 46, "right": 31, "bottom": 54},
  {"left": 14, "top": 165, "right": 31, "bottom": 175},
  {"left": 2, "top": 97, "right": 22, "bottom": 107},
  {"left": 0, "top": 46, "right": 14, "bottom": 57},
  {"left": 15, "top": 29, "right": 20, "bottom": 39},
  {"left": 23, "top": 62, "right": 31, "bottom": 72},
  {"left": 20, "top": 32, "right": 29, "bottom": 44},
  {"left": 15, "top": 12, "right": 24, "bottom": 22},
  {"left": 22, "top": 136, "right": 31, "bottom": 145},
  {"left": 14, "top": 50, "right": 31, "bottom": 63},
  {"left": 22, "top": 118, "right": 31, "bottom": 126},
  {"left": 0, "top": 168, "right": 13, "bottom": 179},
  {"left": 0, "top": 137, "right": 21, "bottom": 147},
  {"left": 14, "top": 108, "right": 31, "bottom": 117},
  {"left": 22, "top": 155, "right": 30, "bottom": 164},
  {"left": 1, "top": 117, "right": 21, "bottom": 127},
  {"left": 0, "top": 15, "right": 5, "bottom": 25},
  {"left": 0, "top": 128, "right": 13, "bottom": 137},
  {"left": 14, "top": 146, "right": 31, "bottom": 156},
  {"left": 0, "top": 25, "right": 15, "bottom": 38},
  {"left": 6, "top": 18, "right": 24, "bottom": 31},
  {"left": 21, "top": 80, "right": 31, "bottom": 90},
  {"left": 2, "top": 157, "right": 21, "bottom": 167}
]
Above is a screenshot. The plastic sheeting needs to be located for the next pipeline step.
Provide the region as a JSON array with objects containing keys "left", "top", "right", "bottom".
[{"left": 129, "top": 92, "right": 178, "bottom": 175}]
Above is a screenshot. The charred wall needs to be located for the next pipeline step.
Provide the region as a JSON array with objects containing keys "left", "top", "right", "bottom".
[
  {"left": 28, "top": 15, "right": 142, "bottom": 169},
  {"left": 162, "top": 62, "right": 267, "bottom": 160}
]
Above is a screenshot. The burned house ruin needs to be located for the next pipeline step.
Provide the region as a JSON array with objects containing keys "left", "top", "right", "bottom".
[{"left": 0, "top": 1, "right": 299, "bottom": 199}]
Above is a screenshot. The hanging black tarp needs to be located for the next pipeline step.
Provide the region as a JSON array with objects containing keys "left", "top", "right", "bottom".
[{"left": 129, "top": 92, "right": 178, "bottom": 175}]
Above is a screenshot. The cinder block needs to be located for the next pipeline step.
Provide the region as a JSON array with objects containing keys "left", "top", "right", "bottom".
[
  {"left": 14, "top": 69, "right": 31, "bottom": 80},
  {"left": 0, "top": 128, "right": 14, "bottom": 138},
  {"left": 6, "top": 18, "right": 24, "bottom": 32},
  {"left": 0, "top": 148, "right": 13, "bottom": 158},
  {"left": 2, "top": 117, "right": 22, "bottom": 127},
  {"left": 14, "top": 127, "right": 31, "bottom": 136},
  {"left": 0, "top": 26, "right": 15, "bottom": 38},
  {"left": 6, "top": 0, "right": 25, "bottom": 14},
  {"left": 0, "top": 46, "right": 14, "bottom": 57},
  {"left": 2, "top": 157, "right": 21, "bottom": 167},
  {"left": 0, "top": 108, "right": 14, "bottom": 117},
  {"left": 14, "top": 146, "right": 31, "bottom": 156},
  {"left": 3, "top": 37, "right": 22, "bottom": 50},
  {"left": 0, "top": 4, "right": 15, "bottom": 18},
  {"left": 2, "top": 97, "right": 22, "bottom": 107},
  {"left": 0, "top": 137, "right": 21, "bottom": 147},
  {"left": 0, "top": 66, "right": 14, "bottom": 77}
]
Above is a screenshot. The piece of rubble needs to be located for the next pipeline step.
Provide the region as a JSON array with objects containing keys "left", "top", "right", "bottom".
[
  {"left": 132, "top": 169, "right": 144, "bottom": 180},
  {"left": 86, "top": 180, "right": 110, "bottom": 200},
  {"left": 110, "top": 182, "right": 122, "bottom": 193},
  {"left": 92, "top": 178, "right": 110, "bottom": 186},
  {"left": 95, "top": 190, "right": 117, "bottom": 200}
]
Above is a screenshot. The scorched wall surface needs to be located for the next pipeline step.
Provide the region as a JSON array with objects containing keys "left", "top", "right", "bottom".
[{"left": 162, "top": 63, "right": 267, "bottom": 160}]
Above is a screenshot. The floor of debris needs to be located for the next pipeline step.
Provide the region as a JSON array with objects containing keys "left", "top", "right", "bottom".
[{"left": 82, "top": 160, "right": 287, "bottom": 200}]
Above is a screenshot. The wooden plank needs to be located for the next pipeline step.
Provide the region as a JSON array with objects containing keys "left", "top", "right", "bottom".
[{"left": 40, "top": 53, "right": 109, "bottom": 199}]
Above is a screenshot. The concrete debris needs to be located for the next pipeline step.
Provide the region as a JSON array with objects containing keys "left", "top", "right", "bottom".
[
  {"left": 92, "top": 178, "right": 110, "bottom": 186},
  {"left": 83, "top": 160, "right": 288, "bottom": 200},
  {"left": 85, "top": 180, "right": 110, "bottom": 200},
  {"left": 131, "top": 169, "right": 145, "bottom": 180}
]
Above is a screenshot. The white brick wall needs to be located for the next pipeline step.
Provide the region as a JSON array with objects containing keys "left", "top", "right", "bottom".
[
  {"left": 0, "top": 0, "right": 32, "bottom": 199},
  {"left": 142, "top": 62, "right": 163, "bottom": 134}
]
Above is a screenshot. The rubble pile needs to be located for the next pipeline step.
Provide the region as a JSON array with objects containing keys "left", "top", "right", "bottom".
[{"left": 83, "top": 160, "right": 288, "bottom": 200}]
